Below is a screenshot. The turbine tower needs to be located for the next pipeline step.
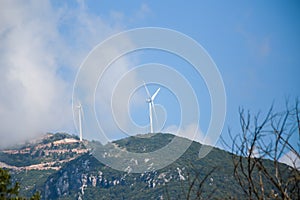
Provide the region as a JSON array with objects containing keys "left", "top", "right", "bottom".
[
  {"left": 77, "top": 103, "right": 83, "bottom": 142},
  {"left": 144, "top": 82, "right": 160, "bottom": 133}
]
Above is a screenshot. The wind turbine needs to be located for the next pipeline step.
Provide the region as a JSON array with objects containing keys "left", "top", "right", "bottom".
[
  {"left": 77, "top": 103, "right": 83, "bottom": 142},
  {"left": 144, "top": 82, "right": 160, "bottom": 133}
]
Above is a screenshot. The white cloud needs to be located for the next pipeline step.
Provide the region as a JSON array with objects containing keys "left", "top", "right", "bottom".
[
  {"left": 163, "top": 124, "right": 218, "bottom": 159},
  {"left": 249, "top": 146, "right": 261, "bottom": 158},
  {"left": 135, "top": 3, "right": 151, "bottom": 20},
  {"left": 0, "top": 0, "right": 71, "bottom": 146},
  {"left": 163, "top": 123, "right": 211, "bottom": 145},
  {"left": 279, "top": 151, "right": 300, "bottom": 169},
  {"left": 0, "top": 0, "right": 140, "bottom": 147}
]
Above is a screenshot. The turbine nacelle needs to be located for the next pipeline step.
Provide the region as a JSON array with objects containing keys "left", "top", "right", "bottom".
[{"left": 146, "top": 98, "right": 152, "bottom": 103}]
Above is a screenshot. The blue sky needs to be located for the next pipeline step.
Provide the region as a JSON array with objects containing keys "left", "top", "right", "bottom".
[
  {"left": 0, "top": 0, "right": 299, "bottom": 160},
  {"left": 72, "top": 1, "right": 300, "bottom": 144}
]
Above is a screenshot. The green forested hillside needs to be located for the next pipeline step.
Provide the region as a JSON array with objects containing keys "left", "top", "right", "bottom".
[{"left": 0, "top": 133, "right": 296, "bottom": 199}]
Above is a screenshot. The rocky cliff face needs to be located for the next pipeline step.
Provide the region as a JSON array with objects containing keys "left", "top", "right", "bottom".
[
  {"left": 0, "top": 133, "right": 88, "bottom": 170},
  {"left": 43, "top": 153, "right": 190, "bottom": 200},
  {"left": 41, "top": 133, "right": 240, "bottom": 200}
]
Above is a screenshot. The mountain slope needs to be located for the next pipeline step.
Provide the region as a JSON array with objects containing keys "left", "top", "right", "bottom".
[
  {"left": 0, "top": 132, "right": 88, "bottom": 198},
  {"left": 43, "top": 133, "right": 242, "bottom": 199},
  {"left": 0, "top": 133, "right": 88, "bottom": 170},
  {"left": 0, "top": 132, "right": 293, "bottom": 199}
]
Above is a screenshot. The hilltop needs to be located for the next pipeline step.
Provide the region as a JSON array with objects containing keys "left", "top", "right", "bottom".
[{"left": 0, "top": 132, "right": 294, "bottom": 199}]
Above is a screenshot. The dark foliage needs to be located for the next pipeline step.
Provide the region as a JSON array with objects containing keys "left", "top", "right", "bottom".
[{"left": 0, "top": 168, "right": 40, "bottom": 200}]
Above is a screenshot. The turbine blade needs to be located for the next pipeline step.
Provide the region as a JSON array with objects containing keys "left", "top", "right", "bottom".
[
  {"left": 77, "top": 102, "right": 84, "bottom": 121},
  {"left": 143, "top": 81, "right": 151, "bottom": 97},
  {"left": 80, "top": 104, "right": 84, "bottom": 121},
  {"left": 151, "top": 88, "right": 160, "bottom": 101}
]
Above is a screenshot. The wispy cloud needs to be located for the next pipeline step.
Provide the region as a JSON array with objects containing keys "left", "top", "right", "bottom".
[
  {"left": 279, "top": 150, "right": 300, "bottom": 169},
  {"left": 163, "top": 123, "right": 211, "bottom": 145},
  {"left": 236, "top": 25, "right": 271, "bottom": 59},
  {"left": 0, "top": 0, "right": 142, "bottom": 147},
  {"left": 0, "top": 0, "right": 71, "bottom": 146},
  {"left": 135, "top": 3, "right": 152, "bottom": 20}
]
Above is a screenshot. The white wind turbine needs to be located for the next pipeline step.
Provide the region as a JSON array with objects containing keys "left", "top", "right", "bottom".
[
  {"left": 144, "top": 82, "right": 160, "bottom": 133},
  {"left": 77, "top": 103, "right": 83, "bottom": 142}
]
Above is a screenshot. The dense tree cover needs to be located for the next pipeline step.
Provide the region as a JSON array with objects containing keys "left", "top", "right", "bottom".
[{"left": 0, "top": 168, "right": 40, "bottom": 200}]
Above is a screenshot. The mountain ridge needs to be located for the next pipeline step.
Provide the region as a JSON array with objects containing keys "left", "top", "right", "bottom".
[{"left": 0, "top": 132, "right": 292, "bottom": 199}]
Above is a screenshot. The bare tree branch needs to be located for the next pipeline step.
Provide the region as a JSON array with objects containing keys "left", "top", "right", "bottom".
[{"left": 228, "top": 100, "right": 300, "bottom": 200}]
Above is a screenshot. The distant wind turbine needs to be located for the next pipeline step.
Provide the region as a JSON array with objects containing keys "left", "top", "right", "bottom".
[
  {"left": 144, "top": 82, "right": 160, "bottom": 133},
  {"left": 77, "top": 103, "right": 83, "bottom": 142}
]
